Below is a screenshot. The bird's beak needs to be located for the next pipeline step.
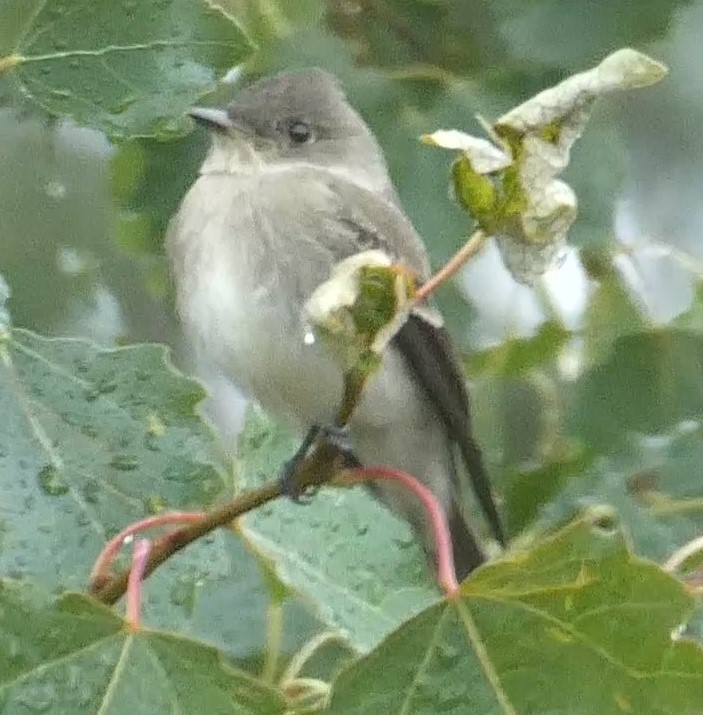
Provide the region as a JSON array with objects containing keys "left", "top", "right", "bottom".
[{"left": 188, "top": 107, "right": 234, "bottom": 132}]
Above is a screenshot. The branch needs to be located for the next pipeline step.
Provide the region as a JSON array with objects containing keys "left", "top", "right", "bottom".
[
  {"left": 414, "top": 229, "right": 486, "bottom": 304},
  {"left": 89, "top": 511, "right": 205, "bottom": 590},
  {"left": 90, "top": 436, "right": 352, "bottom": 605},
  {"left": 125, "top": 540, "right": 151, "bottom": 631},
  {"left": 91, "top": 481, "right": 281, "bottom": 604}
]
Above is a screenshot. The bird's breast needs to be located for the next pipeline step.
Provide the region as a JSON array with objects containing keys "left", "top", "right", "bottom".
[{"left": 168, "top": 172, "right": 344, "bottom": 428}]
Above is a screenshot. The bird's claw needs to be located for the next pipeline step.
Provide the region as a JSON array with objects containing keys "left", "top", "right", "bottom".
[{"left": 279, "top": 423, "right": 360, "bottom": 501}]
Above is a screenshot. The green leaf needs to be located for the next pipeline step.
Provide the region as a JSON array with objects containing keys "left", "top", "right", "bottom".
[
  {"left": 237, "top": 410, "right": 440, "bottom": 653},
  {"left": 0, "top": 328, "right": 225, "bottom": 589},
  {"left": 328, "top": 515, "right": 703, "bottom": 714},
  {"left": 537, "top": 429, "right": 703, "bottom": 564},
  {"left": 0, "top": 325, "right": 332, "bottom": 662},
  {"left": 425, "top": 49, "right": 666, "bottom": 285},
  {"left": 466, "top": 321, "right": 570, "bottom": 377},
  {"left": 503, "top": 447, "right": 594, "bottom": 535},
  {"left": 111, "top": 133, "right": 207, "bottom": 255},
  {"left": 580, "top": 262, "right": 648, "bottom": 365},
  {"left": 327, "top": 0, "right": 500, "bottom": 75},
  {"left": 570, "top": 330, "right": 703, "bottom": 447},
  {"left": 221, "top": 0, "right": 321, "bottom": 47},
  {"left": 0, "top": 0, "right": 254, "bottom": 138},
  {"left": 0, "top": 581, "right": 286, "bottom": 714}
]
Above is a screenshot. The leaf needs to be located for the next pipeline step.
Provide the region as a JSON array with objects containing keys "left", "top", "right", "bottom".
[
  {"left": 580, "top": 262, "right": 648, "bottom": 366},
  {"left": 111, "top": 133, "right": 208, "bottom": 255},
  {"left": 466, "top": 321, "right": 570, "bottom": 377},
  {"left": 237, "top": 410, "right": 440, "bottom": 654},
  {"left": 326, "top": 0, "right": 502, "bottom": 76},
  {"left": 221, "top": 0, "right": 318, "bottom": 46},
  {"left": 503, "top": 448, "right": 595, "bottom": 535},
  {"left": 422, "top": 131, "right": 511, "bottom": 173},
  {"left": 425, "top": 48, "right": 667, "bottom": 284},
  {"left": 0, "top": 323, "right": 346, "bottom": 661},
  {"left": 570, "top": 330, "right": 703, "bottom": 446},
  {"left": 0, "top": 328, "right": 226, "bottom": 586},
  {"left": 304, "top": 250, "right": 416, "bottom": 369},
  {"left": 328, "top": 515, "right": 703, "bottom": 714},
  {"left": 0, "top": 0, "right": 254, "bottom": 138},
  {"left": 536, "top": 427, "right": 703, "bottom": 566},
  {"left": 0, "top": 580, "right": 287, "bottom": 714}
]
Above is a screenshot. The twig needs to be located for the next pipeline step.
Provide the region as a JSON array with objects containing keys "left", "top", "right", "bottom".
[
  {"left": 88, "top": 230, "right": 490, "bottom": 605},
  {"left": 340, "top": 466, "right": 459, "bottom": 596},
  {"left": 88, "top": 224, "right": 491, "bottom": 606},
  {"left": 664, "top": 535, "right": 703, "bottom": 574},
  {"left": 280, "top": 631, "right": 347, "bottom": 687},
  {"left": 281, "top": 677, "right": 331, "bottom": 708},
  {"left": 89, "top": 511, "right": 205, "bottom": 591},
  {"left": 91, "top": 482, "right": 281, "bottom": 604},
  {"left": 651, "top": 497, "right": 703, "bottom": 516},
  {"left": 414, "top": 229, "right": 487, "bottom": 304},
  {"left": 262, "top": 601, "right": 284, "bottom": 683},
  {"left": 126, "top": 540, "right": 151, "bottom": 631}
]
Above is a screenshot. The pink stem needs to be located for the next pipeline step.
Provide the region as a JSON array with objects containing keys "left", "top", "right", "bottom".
[
  {"left": 344, "top": 466, "right": 459, "bottom": 597},
  {"left": 89, "top": 511, "right": 204, "bottom": 589},
  {"left": 414, "top": 229, "right": 485, "bottom": 304},
  {"left": 126, "top": 539, "right": 151, "bottom": 631}
]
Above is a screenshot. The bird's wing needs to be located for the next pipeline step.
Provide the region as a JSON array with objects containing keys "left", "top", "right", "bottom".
[
  {"left": 327, "top": 177, "right": 505, "bottom": 544},
  {"left": 393, "top": 314, "right": 505, "bottom": 544}
]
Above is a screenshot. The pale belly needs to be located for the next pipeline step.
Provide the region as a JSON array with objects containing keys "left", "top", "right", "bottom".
[
  {"left": 182, "top": 253, "right": 431, "bottom": 439},
  {"left": 177, "top": 246, "right": 344, "bottom": 429}
]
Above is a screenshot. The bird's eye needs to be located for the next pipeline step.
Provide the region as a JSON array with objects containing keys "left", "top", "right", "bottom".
[{"left": 285, "top": 119, "right": 313, "bottom": 144}]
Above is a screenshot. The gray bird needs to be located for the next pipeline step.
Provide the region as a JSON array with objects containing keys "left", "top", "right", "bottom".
[{"left": 166, "top": 68, "right": 504, "bottom": 578}]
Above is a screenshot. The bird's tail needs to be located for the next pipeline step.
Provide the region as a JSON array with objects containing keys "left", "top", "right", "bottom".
[{"left": 448, "top": 507, "right": 485, "bottom": 581}]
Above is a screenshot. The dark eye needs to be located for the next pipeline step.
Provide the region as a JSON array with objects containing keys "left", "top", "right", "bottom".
[{"left": 285, "top": 119, "right": 313, "bottom": 144}]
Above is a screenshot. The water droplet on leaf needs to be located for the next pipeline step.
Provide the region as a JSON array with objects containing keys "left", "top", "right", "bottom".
[
  {"left": 81, "top": 424, "right": 97, "bottom": 438},
  {"left": 109, "top": 454, "right": 138, "bottom": 471},
  {"left": 82, "top": 479, "right": 100, "bottom": 503},
  {"left": 73, "top": 360, "right": 89, "bottom": 374},
  {"left": 37, "top": 464, "right": 68, "bottom": 496},
  {"left": 83, "top": 387, "right": 99, "bottom": 401},
  {"left": 44, "top": 180, "right": 66, "bottom": 199},
  {"left": 97, "top": 380, "right": 118, "bottom": 395},
  {"left": 111, "top": 96, "right": 137, "bottom": 114},
  {"left": 169, "top": 574, "right": 196, "bottom": 614}
]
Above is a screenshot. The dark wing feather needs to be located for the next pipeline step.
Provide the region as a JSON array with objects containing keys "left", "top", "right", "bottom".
[{"left": 393, "top": 315, "right": 506, "bottom": 545}]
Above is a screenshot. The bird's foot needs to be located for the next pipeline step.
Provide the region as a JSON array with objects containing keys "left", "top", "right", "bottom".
[{"left": 280, "top": 423, "right": 360, "bottom": 503}]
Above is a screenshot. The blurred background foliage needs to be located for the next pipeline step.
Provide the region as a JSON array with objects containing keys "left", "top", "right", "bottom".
[{"left": 2, "top": 0, "right": 703, "bottom": 655}]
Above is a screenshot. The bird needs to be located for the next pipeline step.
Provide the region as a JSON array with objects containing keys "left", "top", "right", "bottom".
[{"left": 166, "top": 68, "right": 504, "bottom": 579}]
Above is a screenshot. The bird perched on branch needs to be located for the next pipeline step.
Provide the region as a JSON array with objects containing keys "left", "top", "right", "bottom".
[{"left": 167, "top": 68, "right": 504, "bottom": 578}]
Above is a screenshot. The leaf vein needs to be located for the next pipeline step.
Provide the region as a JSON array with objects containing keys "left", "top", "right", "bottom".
[{"left": 19, "top": 40, "right": 241, "bottom": 64}]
